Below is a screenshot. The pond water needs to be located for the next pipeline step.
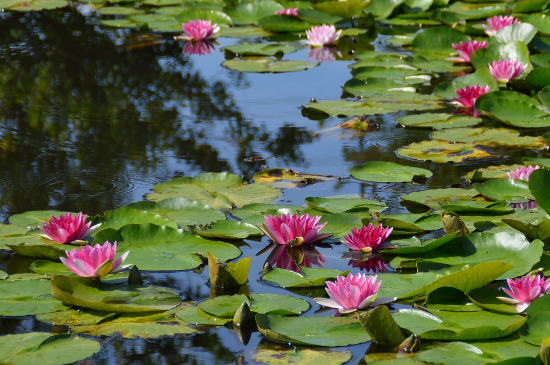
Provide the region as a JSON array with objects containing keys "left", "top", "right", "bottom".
[{"left": 0, "top": 5, "right": 548, "bottom": 365}]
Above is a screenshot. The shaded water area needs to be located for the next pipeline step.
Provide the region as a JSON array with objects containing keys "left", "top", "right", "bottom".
[{"left": 0, "top": 7, "right": 547, "bottom": 365}]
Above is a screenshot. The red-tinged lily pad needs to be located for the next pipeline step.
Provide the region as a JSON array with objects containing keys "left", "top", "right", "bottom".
[
  {"left": 50, "top": 275, "right": 181, "bottom": 313},
  {"left": 397, "top": 140, "right": 494, "bottom": 163},
  {"left": 255, "top": 314, "right": 371, "bottom": 346},
  {"left": 252, "top": 348, "right": 352, "bottom": 365}
]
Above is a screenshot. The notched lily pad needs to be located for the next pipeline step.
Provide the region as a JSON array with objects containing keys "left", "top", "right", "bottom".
[
  {"left": 398, "top": 140, "right": 494, "bottom": 163},
  {"left": 262, "top": 266, "right": 348, "bottom": 288},
  {"left": 397, "top": 113, "right": 481, "bottom": 130}
]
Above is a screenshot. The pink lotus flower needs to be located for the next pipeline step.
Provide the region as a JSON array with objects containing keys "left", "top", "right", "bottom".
[
  {"left": 275, "top": 8, "right": 299, "bottom": 16},
  {"left": 259, "top": 213, "right": 331, "bottom": 246},
  {"left": 507, "top": 165, "right": 540, "bottom": 181},
  {"left": 304, "top": 25, "right": 341, "bottom": 47},
  {"left": 484, "top": 15, "right": 520, "bottom": 37},
  {"left": 343, "top": 223, "right": 393, "bottom": 253},
  {"left": 497, "top": 274, "right": 550, "bottom": 313},
  {"left": 181, "top": 19, "right": 220, "bottom": 42},
  {"left": 489, "top": 59, "right": 527, "bottom": 83},
  {"left": 39, "top": 212, "right": 100, "bottom": 244},
  {"left": 452, "top": 84, "right": 490, "bottom": 116},
  {"left": 314, "top": 273, "right": 381, "bottom": 313},
  {"left": 308, "top": 46, "right": 340, "bottom": 62},
  {"left": 60, "top": 241, "right": 130, "bottom": 278},
  {"left": 182, "top": 40, "right": 215, "bottom": 55},
  {"left": 450, "top": 40, "right": 488, "bottom": 63}
]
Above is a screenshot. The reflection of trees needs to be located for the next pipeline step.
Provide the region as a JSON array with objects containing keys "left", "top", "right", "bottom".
[{"left": 0, "top": 10, "right": 315, "bottom": 219}]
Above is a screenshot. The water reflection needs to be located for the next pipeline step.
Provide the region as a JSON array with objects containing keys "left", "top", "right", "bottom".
[
  {"left": 263, "top": 243, "right": 327, "bottom": 273},
  {"left": 308, "top": 46, "right": 341, "bottom": 62},
  {"left": 342, "top": 251, "right": 388, "bottom": 273},
  {"left": 0, "top": 10, "right": 317, "bottom": 220},
  {"left": 182, "top": 40, "right": 216, "bottom": 56}
]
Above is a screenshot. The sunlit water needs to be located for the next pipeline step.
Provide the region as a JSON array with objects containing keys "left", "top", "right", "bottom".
[{"left": 0, "top": 9, "right": 544, "bottom": 364}]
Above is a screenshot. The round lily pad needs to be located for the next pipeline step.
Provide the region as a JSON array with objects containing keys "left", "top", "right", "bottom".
[
  {"left": 350, "top": 161, "right": 432, "bottom": 183},
  {"left": 397, "top": 113, "right": 481, "bottom": 130},
  {"left": 398, "top": 140, "right": 493, "bottom": 163},
  {"left": 222, "top": 58, "right": 319, "bottom": 73}
]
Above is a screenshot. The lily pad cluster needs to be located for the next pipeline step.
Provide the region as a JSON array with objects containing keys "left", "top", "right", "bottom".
[{"left": 4, "top": 0, "right": 550, "bottom": 364}]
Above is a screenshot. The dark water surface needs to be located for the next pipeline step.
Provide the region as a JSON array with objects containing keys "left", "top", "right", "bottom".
[{"left": 0, "top": 9, "right": 542, "bottom": 364}]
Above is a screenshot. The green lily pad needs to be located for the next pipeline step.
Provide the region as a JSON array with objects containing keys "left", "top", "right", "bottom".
[
  {"left": 29, "top": 260, "right": 73, "bottom": 276},
  {"left": 253, "top": 168, "right": 338, "bottom": 187},
  {"left": 225, "top": 0, "right": 283, "bottom": 24},
  {"left": 231, "top": 203, "right": 304, "bottom": 225},
  {"left": 305, "top": 196, "right": 386, "bottom": 214},
  {"left": 393, "top": 308, "right": 526, "bottom": 340},
  {"left": 447, "top": 1, "right": 504, "bottom": 19},
  {"left": 302, "top": 99, "right": 393, "bottom": 118},
  {"left": 223, "top": 42, "right": 296, "bottom": 57},
  {"left": 438, "top": 200, "right": 513, "bottom": 214},
  {"left": 470, "top": 41, "right": 532, "bottom": 72},
  {"left": 397, "top": 140, "right": 494, "bottom": 163},
  {"left": 39, "top": 307, "right": 197, "bottom": 338},
  {"left": 50, "top": 275, "right": 181, "bottom": 312},
  {"left": 198, "top": 293, "right": 309, "bottom": 318},
  {"left": 127, "top": 198, "right": 225, "bottom": 227},
  {"left": 0, "top": 223, "right": 45, "bottom": 250},
  {"left": 521, "top": 13, "right": 550, "bottom": 35},
  {"left": 256, "top": 314, "right": 371, "bottom": 346},
  {"left": 530, "top": 169, "right": 550, "bottom": 215},
  {"left": 412, "top": 27, "right": 469, "bottom": 56},
  {"left": 476, "top": 90, "right": 550, "bottom": 128},
  {"left": 464, "top": 164, "right": 518, "bottom": 181},
  {"left": 384, "top": 233, "right": 458, "bottom": 255},
  {"left": 0, "top": 333, "right": 100, "bottom": 365},
  {"left": 0, "top": 277, "right": 68, "bottom": 316},
  {"left": 432, "top": 127, "right": 546, "bottom": 149},
  {"left": 401, "top": 188, "right": 479, "bottom": 211},
  {"left": 494, "top": 23, "right": 537, "bottom": 45},
  {"left": 350, "top": 161, "right": 432, "bottom": 183},
  {"left": 10, "top": 0, "right": 68, "bottom": 10},
  {"left": 406, "top": 54, "right": 470, "bottom": 73},
  {"left": 9, "top": 210, "right": 71, "bottom": 228},
  {"left": 524, "top": 67, "right": 550, "bottom": 91},
  {"left": 312, "top": 0, "right": 369, "bottom": 18},
  {"left": 502, "top": 217, "right": 550, "bottom": 242},
  {"left": 467, "top": 288, "right": 517, "bottom": 314},
  {"left": 93, "top": 224, "right": 241, "bottom": 271},
  {"left": 376, "top": 213, "right": 443, "bottom": 235},
  {"left": 175, "top": 9, "right": 232, "bottom": 25},
  {"left": 375, "top": 271, "right": 437, "bottom": 299},
  {"left": 95, "top": 207, "right": 179, "bottom": 233},
  {"left": 520, "top": 295, "right": 550, "bottom": 345},
  {"left": 473, "top": 178, "right": 532, "bottom": 202},
  {"left": 7, "top": 241, "right": 72, "bottom": 260},
  {"left": 262, "top": 266, "right": 348, "bottom": 288},
  {"left": 424, "top": 232, "right": 543, "bottom": 279},
  {"left": 397, "top": 113, "right": 481, "bottom": 130},
  {"left": 319, "top": 212, "right": 362, "bottom": 237},
  {"left": 258, "top": 14, "right": 310, "bottom": 32},
  {"left": 193, "top": 220, "right": 260, "bottom": 239},
  {"left": 98, "top": 6, "right": 143, "bottom": 15},
  {"left": 218, "top": 25, "right": 271, "bottom": 38},
  {"left": 446, "top": 66, "right": 498, "bottom": 99},
  {"left": 176, "top": 305, "right": 232, "bottom": 326},
  {"left": 252, "top": 348, "right": 352, "bottom": 365},
  {"left": 223, "top": 58, "right": 318, "bottom": 73},
  {"left": 146, "top": 172, "right": 281, "bottom": 210}
]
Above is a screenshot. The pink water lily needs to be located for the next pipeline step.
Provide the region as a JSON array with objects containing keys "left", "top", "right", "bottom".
[
  {"left": 39, "top": 212, "right": 100, "bottom": 244},
  {"left": 484, "top": 15, "right": 520, "bottom": 37},
  {"left": 314, "top": 273, "right": 381, "bottom": 313},
  {"left": 452, "top": 84, "right": 490, "bottom": 117},
  {"left": 181, "top": 19, "right": 220, "bottom": 42},
  {"left": 497, "top": 274, "right": 550, "bottom": 313},
  {"left": 259, "top": 213, "right": 331, "bottom": 246},
  {"left": 507, "top": 165, "right": 540, "bottom": 181},
  {"left": 450, "top": 40, "right": 488, "bottom": 63},
  {"left": 183, "top": 40, "right": 215, "bottom": 55},
  {"left": 304, "top": 24, "right": 341, "bottom": 47},
  {"left": 275, "top": 8, "right": 299, "bottom": 16},
  {"left": 60, "top": 241, "right": 130, "bottom": 278},
  {"left": 343, "top": 223, "right": 393, "bottom": 253},
  {"left": 489, "top": 59, "right": 527, "bottom": 84}
]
